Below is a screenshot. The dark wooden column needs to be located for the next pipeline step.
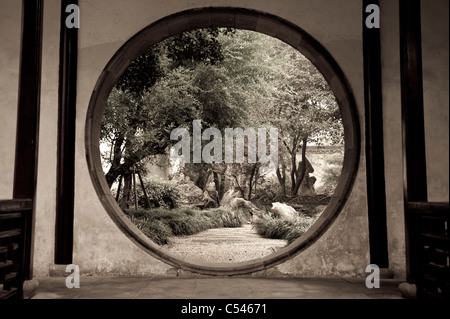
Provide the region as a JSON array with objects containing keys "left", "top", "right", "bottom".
[
  {"left": 399, "top": 0, "right": 428, "bottom": 284},
  {"left": 399, "top": 0, "right": 449, "bottom": 300},
  {"left": 55, "top": 0, "right": 78, "bottom": 264},
  {"left": 13, "top": 0, "right": 44, "bottom": 279},
  {"left": 363, "top": 0, "right": 389, "bottom": 268}
]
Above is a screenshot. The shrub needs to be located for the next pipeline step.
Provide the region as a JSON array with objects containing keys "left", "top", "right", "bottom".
[
  {"left": 127, "top": 215, "right": 173, "bottom": 245},
  {"left": 218, "top": 209, "right": 248, "bottom": 228},
  {"left": 123, "top": 207, "right": 248, "bottom": 244},
  {"left": 139, "top": 180, "right": 181, "bottom": 209},
  {"left": 254, "top": 213, "right": 318, "bottom": 245}
]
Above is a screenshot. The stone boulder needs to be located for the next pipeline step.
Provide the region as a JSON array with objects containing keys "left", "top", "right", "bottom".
[
  {"left": 220, "top": 187, "right": 244, "bottom": 207},
  {"left": 205, "top": 182, "right": 219, "bottom": 206},
  {"left": 224, "top": 198, "right": 264, "bottom": 217},
  {"left": 177, "top": 180, "right": 204, "bottom": 205},
  {"left": 271, "top": 202, "right": 298, "bottom": 220},
  {"left": 202, "top": 191, "right": 218, "bottom": 209}
]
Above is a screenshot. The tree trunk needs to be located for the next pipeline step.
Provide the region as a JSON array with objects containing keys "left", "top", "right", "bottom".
[
  {"left": 193, "top": 164, "right": 212, "bottom": 191},
  {"left": 115, "top": 175, "right": 122, "bottom": 202},
  {"left": 105, "top": 132, "right": 168, "bottom": 189},
  {"left": 292, "top": 137, "right": 308, "bottom": 195},
  {"left": 137, "top": 171, "right": 151, "bottom": 208},
  {"left": 121, "top": 174, "right": 132, "bottom": 208},
  {"left": 276, "top": 163, "right": 286, "bottom": 196},
  {"left": 106, "top": 134, "right": 125, "bottom": 188},
  {"left": 290, "top": 151, "right": 297, "bottom": 195},
  {"left": 231, "top": 174, "right": 246, "bottom": 199},
  {"left": 214, "top": 170, "right": 226, "bottom": 201},
  {"left": 247, "top": 163, "right": 258, "bottom": 200},
  {"left": 132, "top": 166, "right": 137, "bottom": 209}
]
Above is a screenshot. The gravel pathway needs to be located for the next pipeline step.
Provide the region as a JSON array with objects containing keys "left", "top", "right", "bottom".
[{"left": 162, "top": 224, "right": 288, "bottom": 263}]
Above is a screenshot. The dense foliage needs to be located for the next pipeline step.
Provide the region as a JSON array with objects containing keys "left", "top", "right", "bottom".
[{"left": 101, "top": 28, "right": 344, "bottom": 207}]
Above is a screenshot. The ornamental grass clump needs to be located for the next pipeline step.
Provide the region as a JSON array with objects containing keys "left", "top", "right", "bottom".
[
  {"left": 254, "top": 213, "right": 319, "bottom": 245},
  {"left": 123, "top": 207, "right": 248, "bottom": 245}
]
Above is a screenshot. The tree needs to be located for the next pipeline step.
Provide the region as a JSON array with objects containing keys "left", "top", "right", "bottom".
[
  {"left": 101, "top": 28, "right": 344, "bottom": 205},
  {"left": 101, "top": 28, "right": 232, "bottom": 196},
  {"left": 252, "top": 36, "right": 343, "bottom": 196},
  {"left": 173, "top": 29, "right": 344, "bottom": 199},
  {"left": 101, "top": 73, "right": 200, "bottom": 189}
]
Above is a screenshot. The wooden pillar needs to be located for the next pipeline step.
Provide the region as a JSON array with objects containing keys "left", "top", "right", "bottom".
[
  {"left": 363, "top": 0, "right": 389, "bottom": 268},
  {"left": 12, "top": 0, "right": 44, "bottom": 280},
  {"left": 55, "top": 0, "right": 78, "bottom": 264},
  {"left": 399, "top": 0, "right": 428, "bottom": 283}
]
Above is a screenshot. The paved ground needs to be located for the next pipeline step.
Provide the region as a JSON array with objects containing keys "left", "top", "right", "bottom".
[
  {"left": 163, "top": 224, "right": 288, "bottom": 263},
  {"left": 31, "top": 276, "right": 403, "bottom": 299},
  {"left": 29, "top": 226, "right": 404, "bottom": 301},
  {"left": 25, "top": 276, "right": 445, "bottom": 318}
]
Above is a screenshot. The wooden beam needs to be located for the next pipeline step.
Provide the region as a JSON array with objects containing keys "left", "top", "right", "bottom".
[
  {"left": 400, "top": 0, "right": 428, "bottom": 203},
  {"left": 12, "top": 0, "right": 44, "bottom": 280},
  {"left": 400, "top": 0, "right": 428, "bottom": 284},
  {"left": 13, "top": 0, "right": 43, "bottom": 200},
  {"left": 363, "top": 0, "right": 389, "bottom": 268},
  {"left": 55, "top": 0, "right": 78, "bottom": 264}
]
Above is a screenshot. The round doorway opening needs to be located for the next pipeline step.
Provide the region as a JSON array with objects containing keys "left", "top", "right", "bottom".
[{"left": 86, "top": 7, "right": 360, "bottom": 276}]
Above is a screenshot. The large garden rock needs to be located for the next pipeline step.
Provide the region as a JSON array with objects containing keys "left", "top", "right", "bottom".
[
  {"left": 202, "top": 191, "right": 218, "bottom": 209},
  {"left": 271, "top": 202, "right": 298, "bottom": 220},
  {"left": 177, "top": 180, "right": 204, "bottom": 205},
  {"left": 205, "top": 182, "right": 219, "bottom": 205},
  {"left": 220, "top": 187, "right": 244, "bottom": 206},
  {"left": 225, "top": 198, "right": 264, "bottom": 217}
]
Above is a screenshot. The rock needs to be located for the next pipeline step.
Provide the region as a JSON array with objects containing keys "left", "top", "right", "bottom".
[
  {"left": 298, "top": 157, "right": 317, "bottom": 196},
  {"left": 224, "top": 198, "right": 264, "bottom": 217},
  {"left": 205, "top": 182, "right": 219, "bottom": 205},
  {"left": 23, "top": 279, "right": 39, "bottom": 299},
  {"left": 219, "top": 187, "right": 265, "bottom": 222},
  {"left": 271, "top": 202, "right": 297, "bottom": 220},
  {"left": 177, "top": 180, "right": 204, "bottom": 205},
  {"left": 206, "top": 182, "right": 216, "bottom": 193},
  {"left": 220, "top": 187, "right": 243, "bottom": 206},
  {"left": 399, "top": 282, "right": 417, "bottom": 299},
  {"left": 202, "top": 191, "right": 218, "bottom": 209}
]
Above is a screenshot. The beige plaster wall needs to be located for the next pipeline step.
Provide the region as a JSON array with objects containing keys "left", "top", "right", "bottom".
[
  {"left": 0, "top": 0, "right": 21, "bottom": 199},
  {"left": 421, "top": 0, "right": 449, "bottom": 202}
]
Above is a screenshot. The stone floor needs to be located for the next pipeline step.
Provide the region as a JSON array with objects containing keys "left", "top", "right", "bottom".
[
  {"left": 17, "top": 276, "right": 443, "bottom": 318},
  {"left": 31, "top": 276, "right": 403, "bottom": 299}
]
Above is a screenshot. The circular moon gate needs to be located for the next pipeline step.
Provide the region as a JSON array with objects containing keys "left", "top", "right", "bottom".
[{"left": 85, "top": 7, "right": 360, "bottom": 276}]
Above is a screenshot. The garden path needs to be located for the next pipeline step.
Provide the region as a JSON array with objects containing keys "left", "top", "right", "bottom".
[{"left": 162, "top": 224, "right": 287, "bottom": 263}]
